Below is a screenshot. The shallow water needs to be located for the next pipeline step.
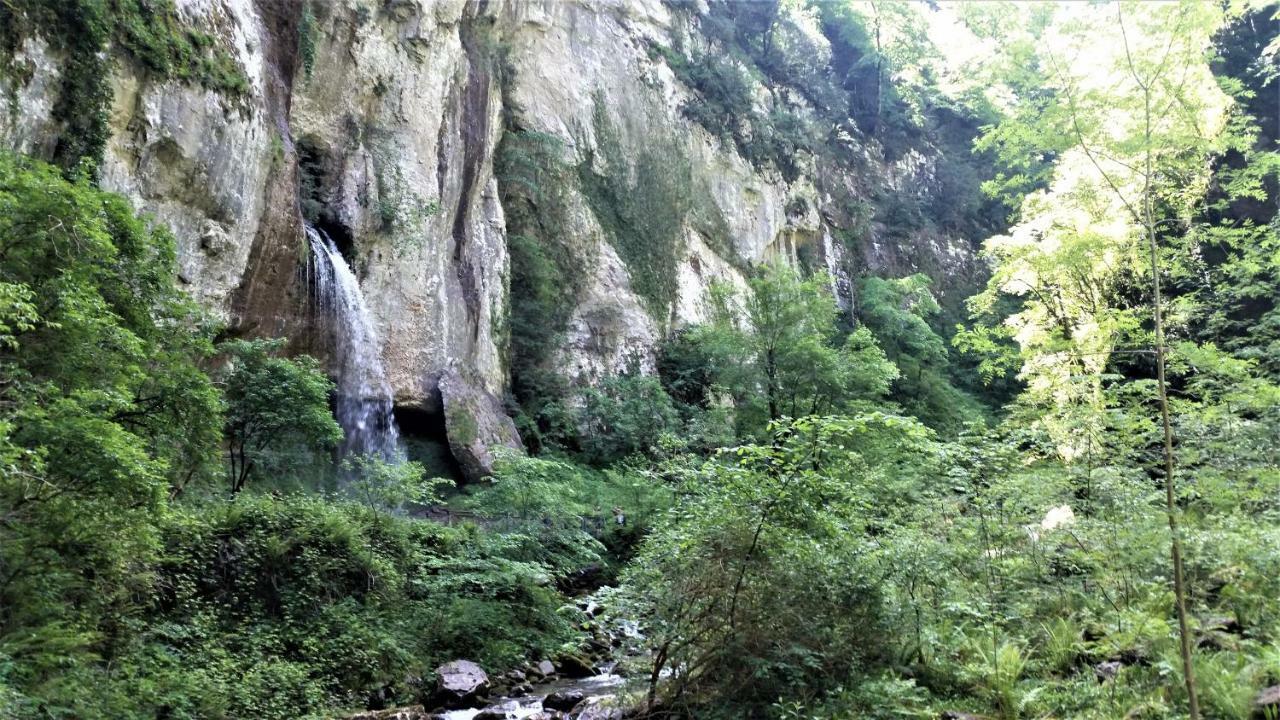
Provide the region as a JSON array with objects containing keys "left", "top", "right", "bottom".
[{"left": 438, "top": 673, "right": 627, "bottom": 719}]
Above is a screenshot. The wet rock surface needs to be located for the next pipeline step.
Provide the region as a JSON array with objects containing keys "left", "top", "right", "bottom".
[
  {"left": 542, "top": 689, "right": 585, "bottom": 712},
  {"left": 430, "top": 660, "right": 490, "bottom": 710}
]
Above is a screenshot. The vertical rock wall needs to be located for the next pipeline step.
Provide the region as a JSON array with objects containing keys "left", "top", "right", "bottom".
[{"left": 0, "top": 0, "right": 990, "bottom": 413}]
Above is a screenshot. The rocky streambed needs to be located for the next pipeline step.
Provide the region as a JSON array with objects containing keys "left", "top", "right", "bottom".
[
  {"left": 437, "top": 670, "right": 631, "bottom": 720},
  {"left": 349, "top": 597, "right": 646, "bottom": 720},
  {"left": 348, "top": 661, "right": 636, "bottom": 720}
]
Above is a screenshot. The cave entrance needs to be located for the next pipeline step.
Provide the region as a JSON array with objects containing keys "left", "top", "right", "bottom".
[
  {"left": 296, "top": 136, "right": 355, "bottom": 264},
  {"left": 394, "top": 405, "right": 465, "bottom": 485}
]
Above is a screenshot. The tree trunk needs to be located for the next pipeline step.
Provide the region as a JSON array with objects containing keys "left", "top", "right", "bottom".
[{"left": 1142, "top": 92, "right": 1200, "bottom": 720}]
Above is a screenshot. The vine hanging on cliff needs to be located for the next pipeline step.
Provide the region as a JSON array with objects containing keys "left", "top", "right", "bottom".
[{"left": 0, "top": 0, "right": 249, "bottom": 172}]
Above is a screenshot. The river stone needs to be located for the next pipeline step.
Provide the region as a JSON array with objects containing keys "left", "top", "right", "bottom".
[
  {"left": 439, "top": 369, "right": 523, "bottom": 483},
  {"left": 474, "top": 700, "right": 522, "bottom": 719},
  {"left": 1257, "top": 685, "right": 1280, "bottom": 713},
  {"left": 430, "top": 660, "right": 490, "bottom": 709},
  {"left": 535, "top": 659, "right": 556, "bottom": 677},
  {"left": 568, "top": 698, "right": 623, "bottom": 720},
  {"left": 556, "top": 652, "right": 597, "bottom": 678},
  {"left": 543, "top": 689, "right": 586, "bottom": 712}
]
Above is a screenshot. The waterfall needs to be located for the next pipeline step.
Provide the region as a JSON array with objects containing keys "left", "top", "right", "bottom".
[{"left": 305, "top": 225, "right": 402, "bottom": 460}]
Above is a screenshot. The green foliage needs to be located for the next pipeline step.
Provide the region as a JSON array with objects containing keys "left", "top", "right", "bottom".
[
  {"left": 577, "top": 98, "right": 691, "bottom": 319},
  {"left": 4, "top": 6, "right": 1279, "bottom": 720},
  {"left": 218, "top": 338, "right": 342, "bottom": 494},
  {"left": 32, "top": 495, "right": 571, "bottom": 719},
  {"left": 0, "top": 154, "right": 576, "bottom": 719},
  {"left": 575, "top": 372, "right": 681, "bottom": 466},
  {"left": 495, "top": 129, "right": 591, "bottom": 450},
  {"left": 455, "top": 455, "right": 671, "bottom": 578},
  {"left": 622, "top": 414, "right": 935, "bottom": 715},
  {"left": 685, "top": 264, "right": 898, "bottom": 440},
  {"left": 341, "top": 454, "right": 447, "bottom": 517},
  {"left": 0, "top": 0, "right": 249, "bottom": 170},
  {"left": 0, "top": 151, "right": 221, "bottom": 713},
  {"left": 858, "top": 274, "right": 985, "bottom": 435},
  {"left": 806, "top": 0, "right": 939, "bottom": 146}
]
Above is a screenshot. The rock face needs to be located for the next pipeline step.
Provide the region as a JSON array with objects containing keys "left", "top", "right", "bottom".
[
  {"left": 439, "top": 368, "right": 523, "bottom": 482},
  {"left": 431, "top": 659, "right": 490, "bottom": 709},
  {"left": 1, "top": 0, "right": 995, "bottom": 465}
]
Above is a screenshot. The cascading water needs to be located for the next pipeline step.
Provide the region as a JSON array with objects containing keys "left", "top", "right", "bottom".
[{"left": 305, "top": 225, "right": 402, "bottom": 460}]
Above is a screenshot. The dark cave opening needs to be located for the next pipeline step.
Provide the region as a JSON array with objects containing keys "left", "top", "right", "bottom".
[
  {"left": 394, "top": 405, "right": 465, "bottom": 484},
  {"left": 296, "top": 136, "right": 356, "bottom": 265}
]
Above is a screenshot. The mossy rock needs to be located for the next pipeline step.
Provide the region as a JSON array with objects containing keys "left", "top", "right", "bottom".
[{"left": 439, "top": 369, "right": 523, "bottom": 483}]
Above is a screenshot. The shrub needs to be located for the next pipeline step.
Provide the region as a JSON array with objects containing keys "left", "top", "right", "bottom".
[{"left": 575, "top": 373, "right": 681, "bottom": 466}]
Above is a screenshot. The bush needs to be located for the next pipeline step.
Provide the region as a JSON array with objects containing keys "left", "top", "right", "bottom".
[
  {"left": 23, "top": 494, "right": 579, "bottom": 719},
  {"left": 576, "top": 373, "right": 681, "bottom": 466}
]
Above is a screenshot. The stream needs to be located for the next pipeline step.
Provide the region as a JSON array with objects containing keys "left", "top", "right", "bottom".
[{"left": 438, "top": 671, "right": 631, "bottom": 719}]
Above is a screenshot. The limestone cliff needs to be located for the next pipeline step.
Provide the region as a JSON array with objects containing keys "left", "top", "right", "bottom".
[{"left": 0, "top": 0, "right": 1000, "bottom": 445}]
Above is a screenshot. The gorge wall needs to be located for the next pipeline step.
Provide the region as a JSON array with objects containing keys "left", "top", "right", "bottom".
[{"left": 0, "top": 0, "right": 1001, "bottom": 451}]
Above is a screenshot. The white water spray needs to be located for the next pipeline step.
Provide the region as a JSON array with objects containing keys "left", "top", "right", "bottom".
[{"left": 305, "top": 225, "right": 402, "bottom": 460}]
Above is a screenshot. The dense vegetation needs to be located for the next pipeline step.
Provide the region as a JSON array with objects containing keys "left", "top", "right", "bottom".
[{"left": 1, "top": 1, "right": 1278, "bottom": 720}]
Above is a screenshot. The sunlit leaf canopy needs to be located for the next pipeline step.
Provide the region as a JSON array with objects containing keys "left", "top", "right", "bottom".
[{"left": 949, "top": 0, "right": 1275, "bottom": 454}]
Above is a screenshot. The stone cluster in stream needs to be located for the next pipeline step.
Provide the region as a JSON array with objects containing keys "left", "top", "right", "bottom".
[{"left": 349, "top": 596, "right": 643, "bottom": 720}]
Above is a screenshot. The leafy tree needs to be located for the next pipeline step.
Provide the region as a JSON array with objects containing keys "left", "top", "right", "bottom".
[
  {"left": 858, "top": 274, "right": 984, "bottom": 434},
  {"left": 0, "top": 151, "right": 221, "bottom": 707},
  {"left": 808, "top": 0, "right": 938, "bottom": 143},
  {"left": 693, "top": 264, "right": 897, "bottom": 438},
  {"left": 341, "top": 453, "right": 445, "bottom": 519},
  {"left": 966, "top": 3, "right": 1247, "bottom": 712},
  {"left": 622, "top": 413, "right": 935, "bottom": 714},
  {"left": 218, "top": 338, "right": 342, "bottom": 493},
  {"left": 575, "top": 373, "right": 681, "bottom": 466}
]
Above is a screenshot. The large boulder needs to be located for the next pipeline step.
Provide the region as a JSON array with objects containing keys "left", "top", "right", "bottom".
[
  {"left": 439, "top": 369, "right": 523, "bottom": 482},
  {"left": 543, "top": 689, "right": 586, "bottom": 713},
  {"left": 555, "top": 652, "right": 597, "bottom": 679},
  {"left": 429, "top": 660, "right": 490, "bottom": 709}
]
